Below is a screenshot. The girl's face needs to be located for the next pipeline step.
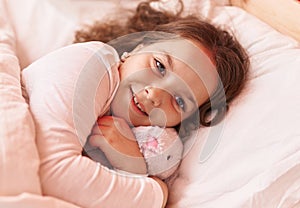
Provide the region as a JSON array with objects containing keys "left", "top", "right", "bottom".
[{"left": 110, "top": 39, "right": 218, "bottom": 127}]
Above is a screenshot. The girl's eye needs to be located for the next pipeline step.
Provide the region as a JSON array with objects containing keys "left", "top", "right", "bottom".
[
  {"left": 175, "top": 96, "right": 185, "bottom": 110},
  {"left": 155, "top": 59, "right": 166, "bottom": 76}
]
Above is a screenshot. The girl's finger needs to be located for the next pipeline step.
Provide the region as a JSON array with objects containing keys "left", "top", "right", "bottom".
[
  {"left": 97, "top": 116, "right": 114, "bottom": 126},
  {"left": 89, "top": 133, "right": 105, "bottom": 147}
]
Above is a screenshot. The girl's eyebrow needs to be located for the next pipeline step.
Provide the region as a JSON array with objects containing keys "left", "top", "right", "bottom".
[{"left": 160, "top": 51, "right": 173, "bottom": 70}]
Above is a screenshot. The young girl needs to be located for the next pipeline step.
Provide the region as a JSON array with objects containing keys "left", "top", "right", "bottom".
[
  {"left": 79, "top": 0, "right": 249, "bottom": 180},
  {"left": 22, "top": 1, "right": 249, "bottom": 207}
]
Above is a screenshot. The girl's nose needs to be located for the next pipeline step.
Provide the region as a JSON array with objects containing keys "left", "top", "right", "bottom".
[{"left": 144, "top": 86, "right": 167, "bottom": 107}]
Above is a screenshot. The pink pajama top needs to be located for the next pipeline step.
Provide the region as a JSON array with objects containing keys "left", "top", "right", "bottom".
[{"left": 22, "top": 41, "right": 163, "bottom": 208}]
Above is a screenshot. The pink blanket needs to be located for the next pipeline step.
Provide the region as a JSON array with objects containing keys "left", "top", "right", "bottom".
[{"left": 0, "top": 0, "right": 80, "bottom": 207}]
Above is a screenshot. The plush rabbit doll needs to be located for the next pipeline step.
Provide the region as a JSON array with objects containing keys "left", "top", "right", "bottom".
[{"left": 86, "top": 125, "right": 183, "bottom": 180}]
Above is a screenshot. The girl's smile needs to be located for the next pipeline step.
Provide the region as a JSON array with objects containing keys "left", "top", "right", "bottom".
[
  {"left": 110, "top": 38, "right": 218, "bottom": 127},
  {"left": 132, "top": 91, "right": 148, "bottom": 116}
]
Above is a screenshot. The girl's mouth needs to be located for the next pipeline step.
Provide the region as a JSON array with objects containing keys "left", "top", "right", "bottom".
[{"left": 132, "top": 93, "right": 148, "bottom": 116}]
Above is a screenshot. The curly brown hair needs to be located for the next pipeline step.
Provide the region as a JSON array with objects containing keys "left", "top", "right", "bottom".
[{"left": 74, "top": 0, "right": 249, "bottom": 132}]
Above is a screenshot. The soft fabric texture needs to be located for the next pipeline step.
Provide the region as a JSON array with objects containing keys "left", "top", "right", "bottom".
[
  {"left": 0, "top": 0, "right": 81, "bottom": 207},
  {"left": 0, "top": 0, "right": 41, "bottom": 196},
  {"left": 22, "top": 41, "right": 163, "bottom": 208},
  {"left": 1, "top": 0, "right": 300, "bottom": 207},
  {"left": 134, "top": 126, "right": 183, "bottom": 179}
]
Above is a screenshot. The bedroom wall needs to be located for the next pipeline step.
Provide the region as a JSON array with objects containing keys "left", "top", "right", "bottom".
[{"left": 230, "top": 0, "right": 300, "bottom": 42}]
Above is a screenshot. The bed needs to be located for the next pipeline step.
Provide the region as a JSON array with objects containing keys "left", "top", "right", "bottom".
[{"left": 0, "top": 0, "right": 299, "bottom": 207}]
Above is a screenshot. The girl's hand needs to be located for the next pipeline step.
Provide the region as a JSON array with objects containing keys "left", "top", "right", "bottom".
[
  {"left": 89, "top": 116, "right": 143, "bottom": 158},
  {"left": 89, "top": 116, "right": 147, "bottom": 174},
  {"left": 89, "top": 116, "right": 168, "bottom": 206}
]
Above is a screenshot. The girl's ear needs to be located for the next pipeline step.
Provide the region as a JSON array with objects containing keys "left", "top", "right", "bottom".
[
  {"left": 120, "top": 52, "right": 131, "bottom": 62},
  {"left": 120, "top": 44, "right": 144, "bottom": 62}
]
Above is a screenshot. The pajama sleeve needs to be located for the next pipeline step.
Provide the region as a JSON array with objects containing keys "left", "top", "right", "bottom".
[{"left": 22, "top": 41, "right": 164, "bottom": 208}]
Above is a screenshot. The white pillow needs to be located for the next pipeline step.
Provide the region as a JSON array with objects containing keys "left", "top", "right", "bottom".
[
  {"left": 5, "top": 0, "right": 76, "bottom": 68},
  {"left": 167, "top": 6, "right": 300, "bottom": 208},
  {"left": 5, "top": 0, "right": 230, "bottom": 70},
  {"left": 5, "top": 0, "right": 146, "bottom": 69}
]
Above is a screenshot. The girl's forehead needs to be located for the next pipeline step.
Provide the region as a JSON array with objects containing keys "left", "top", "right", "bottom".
[{"left": 136, "top": 39, "right": 218, "bottom": 96}]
